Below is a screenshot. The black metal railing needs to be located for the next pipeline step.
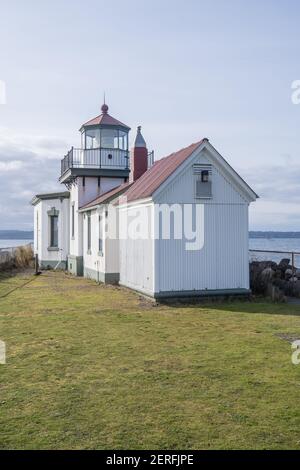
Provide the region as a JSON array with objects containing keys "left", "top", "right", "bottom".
[
  {"left": 61, "top": 147, "right": 129, "bottom": 175},
  {"left": 249, "top": 249, "right": 300, "bottom": 271}
]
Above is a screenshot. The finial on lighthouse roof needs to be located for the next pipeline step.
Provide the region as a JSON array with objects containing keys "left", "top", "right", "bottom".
[
  {"left": 101, "top": 92, "right": 108, "bottom": 114},
  {"left": 134, "top": 125, "right": 147, "bottom": 148},
  {"left": 101, "top": 103, "right": 109, "bottom": 114}
]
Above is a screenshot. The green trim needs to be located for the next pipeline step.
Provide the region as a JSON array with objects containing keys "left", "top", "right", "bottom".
[
  {"left": 47, "top": 207, "right": 60, "bottom": 216},
  {"left": 40, "top": 260, "right": 67, "bottom": 270},
  {"left": 79, "top": 123, "right": 131, "bottom": 132},
  {"left": 84, "top": 267, "right": 119, "bottom": 284},
  {"left": 47, "top": 247, "right": 59, "bottom": 252},
  {"left": 31, "top": 191, "right": 69, "bottom": 206},
  {"left": 154, "top": 288, "right": 250, "bottom": 299},
  {"left": 59, "top": 168, "right": 129, "bottom": 184}
]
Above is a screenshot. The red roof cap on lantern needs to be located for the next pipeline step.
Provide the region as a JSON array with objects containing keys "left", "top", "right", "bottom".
[{"left": 80, "top": 103, "right": 131, "bottom": 131}]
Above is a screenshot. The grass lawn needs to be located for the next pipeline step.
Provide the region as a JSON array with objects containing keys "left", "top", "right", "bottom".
[{"left": 1, "top": 270, "right": 300, "bottom": 449}]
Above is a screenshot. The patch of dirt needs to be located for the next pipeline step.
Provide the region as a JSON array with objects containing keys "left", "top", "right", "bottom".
[
  {"left": 138, "top": 296, "right": 158, "bottom": 309},
  {"left": 274, "top": 332, "right": 300, "bottom": 343}
]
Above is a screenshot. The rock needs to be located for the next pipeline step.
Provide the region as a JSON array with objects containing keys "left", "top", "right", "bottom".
[
  {"left": 274, "top": 269, "right": 282, "bottom": 279},
  {"left": 278, "top": 258, "right": 290, "bottom": 270},
  {"left": 266, "top": 283, "right": 286, "bottom": 302},
  {"left": 261, "top": 267, "right": 275, "bottom": 282},
  {"left": 285, "top": 268, "right": 293, "bottom": 280},
  {"left": 289, "top": 276, "right": 298, "bottom": 283},
  {"left": 290, "top": 280, "right": 300, "bottom": 297},
  {"left": 295, "top": 269, "right": 300, "bottom": 279}
]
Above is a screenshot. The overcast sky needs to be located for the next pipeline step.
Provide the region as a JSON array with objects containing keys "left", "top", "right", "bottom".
[{"left": 0, "top": 0, "right": 300, "bottom": 230}]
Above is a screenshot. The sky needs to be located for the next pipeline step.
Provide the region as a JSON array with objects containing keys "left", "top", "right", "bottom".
[{"left": 0, "top": 0, "right": 300, "bottom": 230}]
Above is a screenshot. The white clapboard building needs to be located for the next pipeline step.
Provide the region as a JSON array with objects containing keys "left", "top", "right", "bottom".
[{"left": 32, "top": 103, "right": 257, "bottom": 298}]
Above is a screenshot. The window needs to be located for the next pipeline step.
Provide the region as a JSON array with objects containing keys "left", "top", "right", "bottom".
[
  {"left": 47, "top": 207, "right": 59, "bottom": 249},
  {"left": 87, "top": 212, "right": 91, "bottom": 252},
  {"left": 98, "top": 215, "right": 103, "bottom": 253},
  {"left": 194, "top": 164, "right": 212, "bottom": 199},
  {"left": 71, "top": 204, "right": 75, "bottom": 238},
  {"left": 36, "top": 211, "right": 39, "bottom": 251},
  {"left": 50, "top": 215, "right": 58, "bottom": 247},
  {"left": 118, "top": 130, "right": 128, "bottom": 150},
  {"left": 101, "top": 128, "right": 119, "bottom": 148},
  {"left": 85, "top": 129, "right": 100, "bottom": 149},
  {"left": 201, "top": 170, "right": 209, "bottom": 182}
]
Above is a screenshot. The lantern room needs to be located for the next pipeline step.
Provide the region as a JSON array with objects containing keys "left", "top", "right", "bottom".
[
  {"left": 60, "top": 103, "right": 131, "bottom": 184},
  {"left": 80, "top": 103, "right": 130, "bottom": 151}
]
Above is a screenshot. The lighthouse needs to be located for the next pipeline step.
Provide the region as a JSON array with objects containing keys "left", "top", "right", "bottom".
[{"left": 60, "top": 103, "right": 131, "bottom": 276}]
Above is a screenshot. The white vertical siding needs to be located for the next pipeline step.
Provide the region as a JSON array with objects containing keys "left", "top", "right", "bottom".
[
  {"left": 156, "top": 204, "right": 249, "bottom": 293},
  {"left": 83, "top": 206, "right": 120, "bottom": 279},
  {"left": 36, "top": 197, "right": 70, "bottom": 264},
  {"left": 156, "top": 149, "right": 247, "bottom": 205},
  {"left": 153, "top": 147, "right": 250, "bottom": 295},
  {"left": 83, "top": 209, "right": 105, "bottom": 279},
  {"left": 69, "top": 177, "right": 123, "bottom": 258},
  {"left": 119, "top": 203, "right": 155, "bottom": 295}
]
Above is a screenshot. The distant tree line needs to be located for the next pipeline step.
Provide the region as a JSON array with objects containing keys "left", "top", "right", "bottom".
[
  {"left": 249, "top": 231, "right": 300, "bottom": 239},
  {"left": 0, "top": 230, "right": 34, "bottom": 240}
]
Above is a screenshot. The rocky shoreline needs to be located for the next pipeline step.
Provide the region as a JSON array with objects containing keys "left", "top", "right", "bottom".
[{"left": 250, "top": 258, "right": 300, "bottom": 301}]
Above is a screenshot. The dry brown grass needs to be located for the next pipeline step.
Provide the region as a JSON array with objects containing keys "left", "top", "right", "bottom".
[
  {"left": 13, "top": 245, "right": 33, "bottom": 268},
  {"left": 0, "top": 244, "right": 33, "bottom": 271}
]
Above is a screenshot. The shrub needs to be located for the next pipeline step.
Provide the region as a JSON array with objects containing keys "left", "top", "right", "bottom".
[{"left": 13, "top": 245, "right": 34, "bottom": 268}]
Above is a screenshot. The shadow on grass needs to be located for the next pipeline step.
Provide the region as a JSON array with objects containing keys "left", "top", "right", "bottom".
[
  {"left": 0, "top": 267, "right": 36, "bottom": 298},
  {"left": 160, "top": 296, "right": 300, "bottom": 317}
]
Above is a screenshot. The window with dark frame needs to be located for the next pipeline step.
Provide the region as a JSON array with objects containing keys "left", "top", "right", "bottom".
[
  {"left": 71, "top": 204, "right": 75, "bottom": 238},
  {"left": 193, "top": 164, "right": 212, "bottom": 199},
  {"left": 98, "top": 214, "right": 103, "bottom": 253},
  {"left": 36, "top": 211, "right": 39, "bottom": 251},
  {"left": 50, "top": 215, "right": 58, "bottom": 248},
  {"left": 201, "top": 170, "right": 209, "bottom": 182},
  {"left": 87, "top": 212, "right": 91, "bottom": 252}
]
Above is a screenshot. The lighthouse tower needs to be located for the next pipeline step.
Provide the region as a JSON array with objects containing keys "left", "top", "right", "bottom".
[{"left": 60, "top": 103, "right": 131, "bottom": 276}]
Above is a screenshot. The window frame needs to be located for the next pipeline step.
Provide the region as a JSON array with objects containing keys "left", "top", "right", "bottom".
[
  {"left": 98, "top": 214, "right": 103, "bottom": 255},
  {"left": 87, "top": 212, "right": 91, "bottom": 254},
  {"left": 47, "top": 207, "right": 59, "bottom": 250},
  {"left": 71, "top": 203, "right": 75, "bottom": 239}
]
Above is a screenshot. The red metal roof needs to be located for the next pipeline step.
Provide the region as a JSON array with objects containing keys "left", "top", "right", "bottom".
[
  {"left": 80, "top": 140, "right": 204, "bottom": 209},
  {"left": 124, "top": 140, "right": 204, "bottom": 202},
  {"left": 80, "top": 182, "right": 133, "bottom": 210},
  {"left": 81, "top": 105, "right": 130, "bottom": 130}
]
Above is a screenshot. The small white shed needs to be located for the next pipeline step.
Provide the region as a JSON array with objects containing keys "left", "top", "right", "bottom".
[{"left": 117, "top": 139, "right": 257, "bottom": 298}]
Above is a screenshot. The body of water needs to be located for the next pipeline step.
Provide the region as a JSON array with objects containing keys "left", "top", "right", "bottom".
[
  {"left": 1, "top": 237, "right": 299, "bottom": 265},
  {"left": 249, "top": 237, "right": 300, "bottom": 265},
  {"left": 0, "top": 239, "right": 33, "bottom": 249}
]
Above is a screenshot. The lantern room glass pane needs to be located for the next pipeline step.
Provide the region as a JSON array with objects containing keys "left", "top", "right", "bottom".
[
  {"left": 101, "top": 128, "right": 119, "bottom": 149},
  {"left": 118, "top": 130, "right": 128, "bottom": 150},
  {"left": 85, "top": 129, "right": 100, "bottom": 149}
]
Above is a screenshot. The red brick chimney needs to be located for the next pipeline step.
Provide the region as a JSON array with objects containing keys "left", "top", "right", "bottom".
[{"left": 130, "top": 126, "right": 148, "bottom": 182}]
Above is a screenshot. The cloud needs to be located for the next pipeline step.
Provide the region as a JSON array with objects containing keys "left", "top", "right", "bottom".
[
  {"left": 1, "top": 127, "right": 299, "bottom": 231},
  {"left": 0, "top": 129, "right": 68, "bottom": 230},
  {"left": 242, "top": 164, "right": 300, "bottom": 203},
  {"left": 0, "top": 161, "right": 24, "bottom": 171},
  {"left": 243, "top": 164, "right": 300, "bottom": 230}
]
